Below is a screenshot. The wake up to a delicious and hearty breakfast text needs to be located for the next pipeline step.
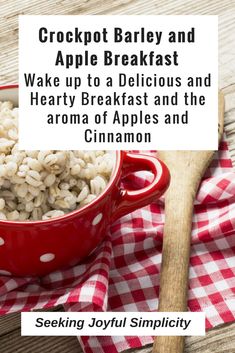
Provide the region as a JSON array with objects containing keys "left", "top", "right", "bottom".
[{"left": 19, "top": 15, "right": 218, "bottom": 150}]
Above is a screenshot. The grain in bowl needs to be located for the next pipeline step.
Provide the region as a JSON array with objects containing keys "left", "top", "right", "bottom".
[{"left": 0, "top": 100, "right": 114, "bottom": 221}]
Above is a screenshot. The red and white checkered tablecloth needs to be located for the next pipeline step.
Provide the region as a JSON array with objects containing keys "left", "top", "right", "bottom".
[{"left": 0, "top": 141, "right": 235, "bottom": 353}]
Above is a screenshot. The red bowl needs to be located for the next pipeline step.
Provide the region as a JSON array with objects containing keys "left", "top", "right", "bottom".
[{"left": 0, "top": 85, "right": 170, "bottom": 276}]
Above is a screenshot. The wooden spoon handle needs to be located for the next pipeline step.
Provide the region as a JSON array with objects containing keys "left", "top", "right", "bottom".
[
  {"left": 152, "top": 92, "right": 224, "bottom": 353},
  {"left": 152, "top": 179, "right": 196, "bottom": 353}
]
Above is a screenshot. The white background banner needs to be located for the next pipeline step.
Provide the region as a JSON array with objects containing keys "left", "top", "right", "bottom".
[
  {"left": 21, "top": 311, "right": 205, "bottom": 336},
  {"left": 19, "top": 15, "right": 218, "bottom": 150}
]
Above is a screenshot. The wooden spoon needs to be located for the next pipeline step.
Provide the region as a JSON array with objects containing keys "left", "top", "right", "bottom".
[{"left": 152, "top": 92, "right": 224, "bottom": 353}]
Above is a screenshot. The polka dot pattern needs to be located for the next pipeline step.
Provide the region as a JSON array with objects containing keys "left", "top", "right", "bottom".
[
  {"left": 0, "top": 237, "right": 4, "bottom": 246},
  {"left": 40, "top": 253, "right": 55, "bottom": 263},
  {"left": 0, "top": 270, "right": 11, "bottom": 276},
  {"left": 92, "top": 213, "right": 103, "bottom": 226}
]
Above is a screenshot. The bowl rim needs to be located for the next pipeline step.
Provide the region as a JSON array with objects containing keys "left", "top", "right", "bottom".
[
  {"left": 0, "top": 84, "right": 122, "bottom": 225},
  {"left": 0, "top": 84, "right": 19, "bottom": 91}
]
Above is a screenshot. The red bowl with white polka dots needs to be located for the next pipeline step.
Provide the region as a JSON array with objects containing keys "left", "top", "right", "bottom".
[{"left": 0, "top": 85, "right": 170, "bottom": 277}]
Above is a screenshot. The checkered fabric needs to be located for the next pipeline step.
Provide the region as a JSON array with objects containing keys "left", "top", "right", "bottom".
[{"left": 0, "top": 141, "right": 235, "bottom": 353}]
